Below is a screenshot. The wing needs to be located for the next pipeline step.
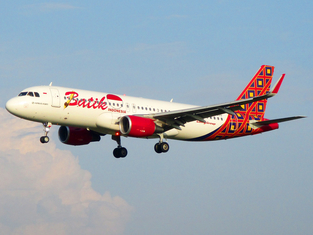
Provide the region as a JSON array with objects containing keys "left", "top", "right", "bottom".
[{"left": 142, "top": 75, "right": 284, "bottom": 130}]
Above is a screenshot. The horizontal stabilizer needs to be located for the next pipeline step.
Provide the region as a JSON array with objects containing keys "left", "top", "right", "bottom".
[{"left": 251, "top": 116, "right": 306, "bottom": 127}]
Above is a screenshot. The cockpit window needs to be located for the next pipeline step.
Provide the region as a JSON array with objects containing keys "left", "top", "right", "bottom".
[
  {"left": 18, "top": 92, "right": 28, "bottom": 96},
  {"left": 18, "top": 91, "right": 40, "bottom": 97}
]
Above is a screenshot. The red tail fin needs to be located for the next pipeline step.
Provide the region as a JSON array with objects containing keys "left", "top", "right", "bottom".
[{"left": 236, "top": 65, "right": 274, "bottom": 120}]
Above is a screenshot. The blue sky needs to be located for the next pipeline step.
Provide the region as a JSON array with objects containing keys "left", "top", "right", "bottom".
[{"left": 0, "top": 1, "right": 312, "bottom": 234}]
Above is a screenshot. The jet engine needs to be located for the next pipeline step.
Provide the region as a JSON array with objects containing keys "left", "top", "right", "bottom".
[
  {"left": 58, "top": 126, "right": 101, "bottom": 145},
  {"left": 119, "top": 115, "right": 164, "bottom": 137}
]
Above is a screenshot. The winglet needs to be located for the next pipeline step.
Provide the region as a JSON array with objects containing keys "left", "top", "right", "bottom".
[{"left": 269, "top": 74, "right": 285, "bottom": 96}]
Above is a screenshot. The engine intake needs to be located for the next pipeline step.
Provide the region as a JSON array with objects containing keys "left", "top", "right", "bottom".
[
  {"left": 120, "top": 116, "right": 163, "bottom": 137},
  {"left": 58, "top": 126, "right": 101, "bottom": 145}
]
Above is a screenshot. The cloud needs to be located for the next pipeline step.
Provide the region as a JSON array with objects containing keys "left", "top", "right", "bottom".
[{"left": 0, "top": 108, "right": 133, "bottom": 235}]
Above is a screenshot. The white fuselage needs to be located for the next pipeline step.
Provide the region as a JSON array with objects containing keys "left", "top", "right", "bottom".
[{"left": 6, "top": 86, "right": 227, "bottom": 140}]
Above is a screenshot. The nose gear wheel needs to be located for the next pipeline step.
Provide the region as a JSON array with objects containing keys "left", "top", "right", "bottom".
[{"left": 40, "top": 122, "right": 52, "bottom": 144}]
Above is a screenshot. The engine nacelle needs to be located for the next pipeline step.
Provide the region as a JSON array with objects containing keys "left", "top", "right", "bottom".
[
  {"left": 119, "top": 115, "right": 164, "bottom": 137},
  {"left": 58, "top": 126, "right": 101, "bottom": 145}
]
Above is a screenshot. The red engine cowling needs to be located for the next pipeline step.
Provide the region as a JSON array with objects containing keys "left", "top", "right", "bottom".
[
  {"left": 58, "top": 126, "right": 101, "bottom": 145},
  {"left": 119, "top": 116, "right": 163, "bottom": 137}
]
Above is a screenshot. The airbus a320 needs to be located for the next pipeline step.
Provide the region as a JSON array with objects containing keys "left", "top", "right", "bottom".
[{"left": 6, "top": 65, "right": 305, "bottom": 158}]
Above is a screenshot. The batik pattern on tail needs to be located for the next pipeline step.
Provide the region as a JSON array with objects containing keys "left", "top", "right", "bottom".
[{"left": 204, "top": 65, "right": 275, "bottom": 140}]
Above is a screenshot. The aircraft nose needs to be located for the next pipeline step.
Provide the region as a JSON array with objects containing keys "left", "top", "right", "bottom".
[
  {"left": 6, "top": 97, "right": 20, "bottom": 115},
  {"left": 6, "top": 98, "right": 15, "bottom": 114}
]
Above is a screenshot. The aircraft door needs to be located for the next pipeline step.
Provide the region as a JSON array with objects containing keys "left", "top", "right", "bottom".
[{"left": 50, "top": 88, "right": 61, "bottom": 108}]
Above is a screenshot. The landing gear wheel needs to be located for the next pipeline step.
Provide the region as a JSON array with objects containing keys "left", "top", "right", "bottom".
[
  {"left": 160, "top": 142, "right": 169, "bottom": 153},
  {"left": 113, "top": 147, "right": 128, "bottom": 158},
  {"left": 113, "top": 148, "right": 120, "bottom": 158},
  {"left": 154, "top": 143, "right": 162, "bottom": 154},
  {"left": 40, "top": 136, "right": 50, "bottom": 143},
  {"left": 154, "top": 142, "right": 169, "bottom": 153}
]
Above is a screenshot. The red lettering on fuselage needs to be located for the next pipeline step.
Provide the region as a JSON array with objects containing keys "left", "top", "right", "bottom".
[
  {"left": 65, "top": 91, "right": 108, "bottom": 110},
  {"left": 108, "top": 108, "right": 126, "bottom": 113},
  {"left": 196, "top": 120, "right": 216, "bottom": 125}
]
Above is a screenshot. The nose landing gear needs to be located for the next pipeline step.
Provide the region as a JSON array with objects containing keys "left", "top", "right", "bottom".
[{"left": 40, "top": 122, "right": 52, "bottom": 143}]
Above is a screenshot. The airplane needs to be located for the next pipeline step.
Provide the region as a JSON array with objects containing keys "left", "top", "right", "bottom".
[{"left": 5, "top": 65, "right": 305, "bottom": 158}]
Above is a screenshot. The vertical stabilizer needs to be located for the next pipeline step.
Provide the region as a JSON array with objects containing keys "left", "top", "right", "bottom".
[{"left": 236, "top": 65, "right": 274, "bottom": 120}]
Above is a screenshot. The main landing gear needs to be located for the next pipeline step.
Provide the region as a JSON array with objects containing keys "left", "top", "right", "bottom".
[
  {"left": 112, "top": 134, "right": 128, "bottom": 158},
  {"left": 154, "top": 134, "right": 169, "bottom": 154},
  {"left": 111, "top": 133, "right": 170, "bottom": 158},
  {"left": 40, "top": 122, "right": 52, "bottom": 144}
]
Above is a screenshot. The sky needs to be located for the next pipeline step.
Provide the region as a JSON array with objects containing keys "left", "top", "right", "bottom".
[{"left": 0, "top": 1, "right": 312, "bottom": 234}]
